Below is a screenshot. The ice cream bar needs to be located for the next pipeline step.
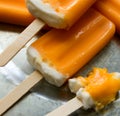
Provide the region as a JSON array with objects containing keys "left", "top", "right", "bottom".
[
  {"left": 94, "top": 0, "right": 120, "bottom": 34},
  {"left": 0, "top": 0, "right": 97, "bottom": 66},
  {"left": 27, "top": 8, "right": 115, "bottom": 87},
  {"left": 47, "top": 68, "right": 120, "bottom": 116},
  {"left": 69, "top": 68, "right": 120, "bottom": 111},
  {"left": 26, "top": 0, "right": 96, "bottom": 29},
  {"left": 0, "top": 0, "right": 34, "bottom": 26}
]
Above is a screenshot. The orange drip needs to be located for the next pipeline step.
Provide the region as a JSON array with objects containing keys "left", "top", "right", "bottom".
[
  {"left": 0, "top": 0, "right": 34, "bottom": 26},
  {"left": 31, "top": 9, "right": 115, "bottom": 78},
  {"left": 94, "top": 0, "right": 120, "bottom": 34},
  {"left": 81, "top": 68, "right": 120, "bottom": 110},
  {"left": 43, "top": 0, "right": 96, "bottom": 27}
]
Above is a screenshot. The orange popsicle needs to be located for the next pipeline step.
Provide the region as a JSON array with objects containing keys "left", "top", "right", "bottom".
[
  {"left": 27, "top": 8, "right": 115, "bottom": 87},
  {"left": 94, "top": 0, "right": 120, "bottom": 34},
  {"left": 0, "top": 0, "right": 34, "bottom": 26},
  {"left": 69, "top": 68, "right": 120, "bottom": 111}
]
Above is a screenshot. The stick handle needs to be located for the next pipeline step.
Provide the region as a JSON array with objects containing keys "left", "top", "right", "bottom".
[
  {"left": 0, "top": 19, "right": 45, "bottom": 66},
  {"left": 0, "top": 71, "right": 43, "bottom": 115},
  {"left": 46, "top": 97, "right": 83, "bottom": 116}
]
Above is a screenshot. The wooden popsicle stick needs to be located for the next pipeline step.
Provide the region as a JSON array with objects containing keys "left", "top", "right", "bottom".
[
  {"left": 46, "top": 97, "right": 83, "bottom": 116},
  {"left": 0, "top": 71, "right": 43, "bottom": 115},
  {"left": 0, "top": 19, "right": 45, "bottom": 67}
]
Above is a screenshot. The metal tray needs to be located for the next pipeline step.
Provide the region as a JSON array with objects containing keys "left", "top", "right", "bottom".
[{"left": 0, "top": 23, "right": 120, "bottom": 116}]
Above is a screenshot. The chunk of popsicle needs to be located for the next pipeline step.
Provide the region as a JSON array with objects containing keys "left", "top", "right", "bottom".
[
  {"left": 0, "top": 0, "right": 97, "bottom": 67},
  {"left": 27, "top": 8, "right": 115, "bottom": 87},
  {"left": 0, "top": 9, "right": 115, "bottom": 115},
  {"left": 69, "top": 68, "right": 120, "bottom": 111},
  {"left": 0, "top": 0, "right": 34, "bottom": 26},
  {"left": 46, "top": 68, "right": 120, "bottom": 116},
  {"left": 94, "top": 0, "right": 120, "bottom": 34}
]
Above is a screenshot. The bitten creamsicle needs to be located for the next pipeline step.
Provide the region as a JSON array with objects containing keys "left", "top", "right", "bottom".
[{"left": 69, "top": 68, "right": 120, "bottom": 110}]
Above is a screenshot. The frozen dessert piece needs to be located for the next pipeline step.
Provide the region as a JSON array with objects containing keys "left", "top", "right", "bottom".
[
  {"left": 69, "top": 68, "right": 120, "bottom": 110},
  {"left": 27, "top": 9, "right": 115, "bottom": 87}
]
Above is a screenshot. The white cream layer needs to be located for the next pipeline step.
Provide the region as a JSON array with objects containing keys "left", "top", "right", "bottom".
[
  {"left": 26, "top": 0, "right": 68, "bottom": 28},
  {"left": 68, "top": 78, "right": 84, "bottom": 93},
  {"left": 76, "top": 88, "right": 94, "bottom": 109},
  {"left": 69, "top": 78, "right": 94, "bottom": 109},
  {"left": 27, "top": 46, "right": 68, "bottom": 87}
]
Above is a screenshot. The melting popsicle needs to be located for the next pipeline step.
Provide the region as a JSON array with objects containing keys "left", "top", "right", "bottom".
[
  {"left": 0, "top": 0, "right": 96, "bottom": 66},
  {"left": 27, "top": 8, "right": 115, "bottom": 87},
  {"left": 46, "top": 68, "right": 120, "bottom": 116},
  {"left": 0, "top": 0, "right": 34, "bottom": 26},
  {"left": 94, "top": 0, "right": 120, "bottom": 34},
  {"left": 0, "top": 9, "right": 115, "bottom": 115},
  {"left": 69, "top": 68, "right": 120, "bottom": 111}
]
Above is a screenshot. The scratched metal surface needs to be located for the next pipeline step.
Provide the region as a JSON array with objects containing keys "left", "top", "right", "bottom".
[{"left": 0, "top": 23, "right": 120, "bottom": 116}]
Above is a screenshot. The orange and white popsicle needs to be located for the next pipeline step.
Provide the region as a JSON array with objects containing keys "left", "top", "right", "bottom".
[
  {"left": 27, "top": 8, "right": 115, "bottom": 87},
  {"left": 69, "top": 68, "right": 120, "bottom": 111},
  {"left": 0, "top": 0, "right": 34, "bottom": 26},
  {"left": 94, "top": 0, "right": 120, "bottom": 34},
  {"left": 47, "top": 68, "right": 120, "bottom": 116},
  {"left": 0, "top": 0, "right": 96, "bottom": 66}
]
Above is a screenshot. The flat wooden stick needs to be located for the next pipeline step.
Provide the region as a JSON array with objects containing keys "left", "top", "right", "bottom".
[
  {"left": 0, "top": 19, "right": 45, "bottom": 66},
  {"left": 0, "top": 71, "right": 43, "bottom": 115},
  {"left": 46, "top": 97, "right": 83, "bottom": 116}
]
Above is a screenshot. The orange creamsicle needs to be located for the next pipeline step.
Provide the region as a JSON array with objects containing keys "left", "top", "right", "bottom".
[
  {"left": 94, "top": 0, "right": 120, "bottom": 34},
  {"left": 27, "top": 8, "right": 115, "bottom": 87},
  {"left": 69, "top": 68, "right": 120, "bottom": 110},
  {"left": 26, "top": 0, "right": 96, "bottom": 29},
  {"left": 0, "top": 0, "right": 34, "bottom": 26}
]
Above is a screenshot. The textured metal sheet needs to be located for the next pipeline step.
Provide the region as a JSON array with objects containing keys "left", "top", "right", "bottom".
[{"left": 0, "top": 23, "right": 120, "bottom": 116}]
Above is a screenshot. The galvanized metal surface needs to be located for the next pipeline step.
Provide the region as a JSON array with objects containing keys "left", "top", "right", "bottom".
[{"left": 0, "top": 23, "right": 120, "bottom": 116}]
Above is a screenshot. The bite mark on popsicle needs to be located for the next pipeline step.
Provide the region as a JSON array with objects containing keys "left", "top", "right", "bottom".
[{"left": 69, "top": 68, "right": 120, "bottom": 111}]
